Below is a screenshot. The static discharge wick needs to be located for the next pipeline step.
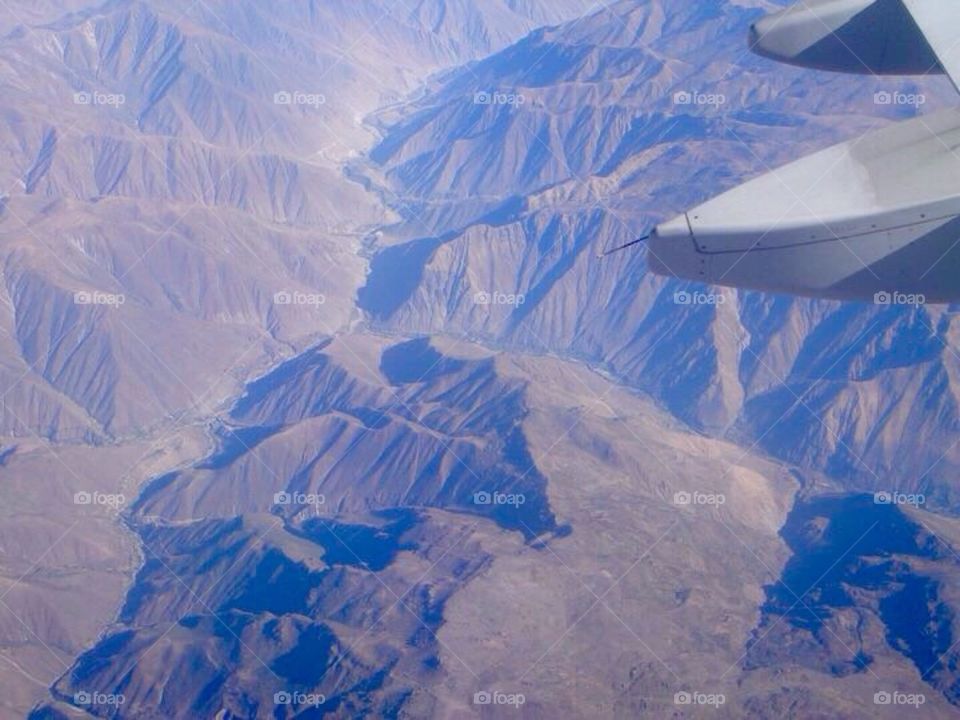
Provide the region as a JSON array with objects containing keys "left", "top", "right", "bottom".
[{"left": 597, "top": 234, "right": 650, "bottom": 259}]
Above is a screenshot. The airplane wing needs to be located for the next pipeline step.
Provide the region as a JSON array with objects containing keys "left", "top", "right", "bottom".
[
  {"left": 901, "top": 0, "right": 960, "bottom": 93},
  {"left": 749, "top": 0, "right": 943, "bottom": 78},
  {"left": 643, "top": 0, "right": 960, "bottom": 302},
  {"left": 648, "top": 109, "right": 960, "bottom": 302}
]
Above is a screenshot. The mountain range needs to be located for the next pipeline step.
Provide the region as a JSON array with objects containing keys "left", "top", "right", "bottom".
[{"left": 1, "top": 1, "right": 960, "bottom": 718}]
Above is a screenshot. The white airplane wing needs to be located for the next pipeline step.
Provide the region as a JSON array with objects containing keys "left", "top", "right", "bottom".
[
  {"left": 645, "top": 0, "right": 960, "bottom": 302},
  {"left": 901, "top": 0, "right": 960, "bottom": 93}
]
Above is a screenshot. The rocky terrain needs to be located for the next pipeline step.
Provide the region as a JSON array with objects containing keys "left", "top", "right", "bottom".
[{"left": 1, "top": 0, "right": 960, "bottom": 718}]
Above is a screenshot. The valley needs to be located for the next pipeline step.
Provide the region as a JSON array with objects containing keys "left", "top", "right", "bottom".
[{"left": 2, "top": 1, "right": 960, "bottom": 718}]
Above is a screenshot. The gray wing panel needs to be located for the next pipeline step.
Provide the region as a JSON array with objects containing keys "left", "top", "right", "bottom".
[{"left": 901, "top": 0, "right": 960, "bottom": 92}]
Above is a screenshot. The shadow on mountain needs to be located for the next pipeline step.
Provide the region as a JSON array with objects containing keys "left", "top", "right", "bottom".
[{"left": 746, "top": 493, "right": 960, "bottom": 704}]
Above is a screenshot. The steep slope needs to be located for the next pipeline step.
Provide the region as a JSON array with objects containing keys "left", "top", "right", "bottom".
[
  {"left": 0, "top": 0, "right": 598, "bottom": 440},
  {"left": 0, "top": 0, "right": 604, "bottom": 715},
  {"left": 29, "top": 336, "right": 798, "bottom": 718},
  {"left": 32, "top": 338, "right": 960, "bottom": 719},
  {"left": 356, "top": 0, "right": 960, "bottom": 509}
]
